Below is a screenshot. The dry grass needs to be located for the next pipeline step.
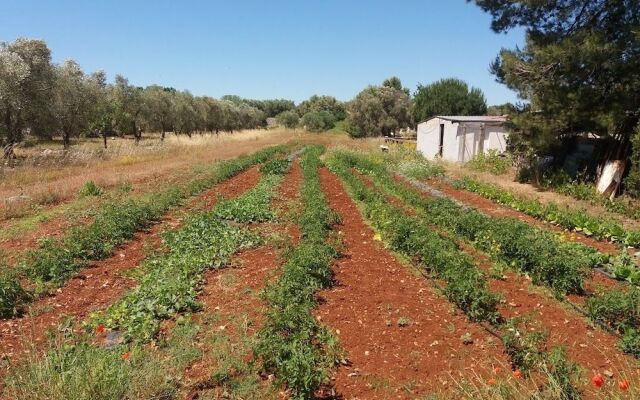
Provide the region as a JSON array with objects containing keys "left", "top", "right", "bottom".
[{"left": 0, "top": 129, "right": 381, "bottom": 228}]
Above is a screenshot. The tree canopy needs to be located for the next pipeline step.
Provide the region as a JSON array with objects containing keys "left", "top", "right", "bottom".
[
  {"left": 412, "top": 78, "right": 487, "bottom": 122},
  {"left": 346, "top": 78, "right": 412, "bottom": 138},
  {"left": 472, "top": 0, "right": 640, "bottom": 159}
]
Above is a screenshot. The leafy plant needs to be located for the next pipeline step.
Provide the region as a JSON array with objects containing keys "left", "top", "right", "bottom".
[
  {"left": 78, "top": 180, "right": 104, "bottom": 197},
  {"left": 9, "top": 145, "right": 287, "bottom": 318},
  {"left": 467, "top": 149, "right": 511, "bottom": 175},
  {"left": 255, "top": 145, "right": 341, "bottom": 399}
]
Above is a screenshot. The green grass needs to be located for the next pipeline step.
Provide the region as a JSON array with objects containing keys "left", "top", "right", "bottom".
[{"left": 2, "top": 319, "right": 202, "bottom": 400}]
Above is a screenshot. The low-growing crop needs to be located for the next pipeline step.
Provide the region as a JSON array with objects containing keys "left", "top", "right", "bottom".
[
  {"left": 327, "top": 152, "right": 501, "bottom": 324},
  {"left": 331, "top": 150, "right": 602, "bottom": 295},
  {"left": 453, "top": 176, "right": 640, "bottom": 248},
  {"left": 586, "top": 288, "right": 640, "bottom": 356},
  {"left": 7, "top": 145, "right": 287, "bottom": 317},
  {"left": 98, "top": 211, "right": 258, "bottom": 341},
  {"left": 255, "top": 145, "right": 342, "bottom": 399}
]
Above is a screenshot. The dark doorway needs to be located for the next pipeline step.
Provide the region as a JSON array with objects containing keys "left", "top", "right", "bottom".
[{"left": 438, "top": 124, "right": 445, "bottom": 157}]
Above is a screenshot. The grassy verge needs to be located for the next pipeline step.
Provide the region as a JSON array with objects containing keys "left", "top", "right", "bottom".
[
  {"left": 0, "top": 145, "right": 287, "bottom": 319},
  {"left": 254, "top": 145, "right": 342, "bottom": 399}
]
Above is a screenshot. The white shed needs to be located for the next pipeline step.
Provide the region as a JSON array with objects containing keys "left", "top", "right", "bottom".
[{"left": 416, "top": 115, "right": 509, "bottom": 163}]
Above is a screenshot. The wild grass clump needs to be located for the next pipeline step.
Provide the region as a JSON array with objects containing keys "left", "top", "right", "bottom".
[
  {"left": 586, "top": 288, "right": 640, "bottom": 356},
  {"left": 255, "top": 145, "right": 342, "bottom": 399},
  {"left": 78, "top": 180, "right": 104, "bottom": 197},
  {"left": 2, "top": 320, "right": 201, "bottom": 400},
  {"left": 467, "top": 149, "right": 512, "bottom": 175}
]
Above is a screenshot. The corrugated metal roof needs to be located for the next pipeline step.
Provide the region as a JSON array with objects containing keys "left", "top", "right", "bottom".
[{"left": 435, "top": 115, "right": 508, "bottom": 123}]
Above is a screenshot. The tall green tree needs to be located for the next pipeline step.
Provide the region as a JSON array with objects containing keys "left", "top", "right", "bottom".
[
  {"left": 346, "top": 80, "right": 412, "bottom": 138},
  {"left": 51, "top": 60, "right": 97, "bottom": 148},
  {"left": 413, "top": 78, "right": 487, "bottom": 122},
  {"left": 276, "top": 110, "right": 299, "bottom": 129},
  {"left": 471, "top": 0, "right": 640, "bottom": 164},
  {"left": 297, "top": 95, "right": 346, "bottom": 122},
  {"left": 0, "top": 38, "right": 54, "bottom": 146}
]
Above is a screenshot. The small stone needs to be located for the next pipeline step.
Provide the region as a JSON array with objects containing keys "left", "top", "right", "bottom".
[{"left": 603, "top": 370, "right": 614, "bottom": 378}]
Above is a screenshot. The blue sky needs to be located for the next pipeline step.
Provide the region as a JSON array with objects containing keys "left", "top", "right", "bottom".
[{"left": 0, "top": 0, "right": 524, "bottom": 105}]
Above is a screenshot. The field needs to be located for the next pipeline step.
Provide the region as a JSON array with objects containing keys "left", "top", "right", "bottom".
[{"left": 1, "top": 131, "right": 640, "bottom": 400}]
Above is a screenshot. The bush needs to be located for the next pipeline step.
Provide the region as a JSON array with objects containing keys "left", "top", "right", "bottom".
[
  {"left": 301, "top": 111, "right": 335, "bottom": 132},
  {"left": 78, "top": 181, "right": 103, "bottom": 197},
  {"left": 467, "top": 150, "right": 511, "bottom": 175},
  {"left": 0, "top": 272, "right": 31, "bottom": 318}
]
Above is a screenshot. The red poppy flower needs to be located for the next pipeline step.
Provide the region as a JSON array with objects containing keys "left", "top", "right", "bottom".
[
  {"left": 592, "top": 374, "right": 604, "bottom": 388},
  {"left": 487, "top": 378, "right": 497, "bottom": 386},
  {"left": 492, "top": 367, "right": 501, "bottom": 374},
  {"left": 121, "top": 352, "right": 131, "bottom": 361},
  {"left": 619, "top": 379, "right": 630, "bottom": 391},
  {"left": 95, "top": 324, "right": 106, "bottom": 334},
  {"left": 513, "top": 369, "right": 522, "bottom": 379}
]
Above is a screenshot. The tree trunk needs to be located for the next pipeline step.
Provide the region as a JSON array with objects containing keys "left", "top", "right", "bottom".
[
  {"left": 62, "top": 130, "right": 71, "bottom": 149},
  {"left": 133, "top": 120, "right": 139, "bottom": 145},
  {"left": 103, "top": 130, "right": 108, "bottom": 149},
  {"left": 161, "top": 130, "right": 165, "bottom": 141},
  {"left": 5, "top": 108, "right": 16, "bottom": 145}
]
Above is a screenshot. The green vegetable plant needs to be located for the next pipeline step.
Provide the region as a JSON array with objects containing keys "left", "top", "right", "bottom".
[
  {"left": 330, "top": 150, "right": 602, "bottom": 295},
  {"left": 453, "top": 176, "right": 640, "bottom": 247},
  {"left": 6, "top": 145, "right": 287, "bottom": 318},
  {"left": 255, "top": 145, "right": 342, "bottom": 399}
]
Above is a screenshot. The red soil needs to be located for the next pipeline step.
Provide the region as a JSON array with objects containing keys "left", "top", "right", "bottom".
[
  {"left": 183, "top": 161, "right": 303, "bottom": 399},
  {"left": 460, "top": 243, "right": 640, "bottom": 387},
  {"left": 0, "top": 167, "right": 261, "bottom": 366},
  {"left": 316, "top": 168, "right": 510, "bottom": 399}
]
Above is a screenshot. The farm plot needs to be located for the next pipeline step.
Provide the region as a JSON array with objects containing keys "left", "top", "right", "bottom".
[
  {"left": 3, "top": 149, "right": 290, "bottom": 397},
  {"left": 0, "top": 145, "right": 288, "bottom": 320},
  {"left": 326, "top": 149, "right": 640, "bottom": 399}
]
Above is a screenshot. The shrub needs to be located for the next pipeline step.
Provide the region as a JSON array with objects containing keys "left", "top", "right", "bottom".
[
  {"left": 78, "top": 181, "right": 103, "bottom": 197},
  {"left": 0, "top": 272, "right": 31, "bottom": 318},
  {"left": 467, "top": 150, "right": 511, "bottom": 175},
  {"left": 301, "top": 111, "right": 335, "bottom": 132}
]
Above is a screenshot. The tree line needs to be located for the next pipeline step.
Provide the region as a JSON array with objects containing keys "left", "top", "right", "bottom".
[{"left": 1, "top": 38, "right": 490, "bottom": 152}]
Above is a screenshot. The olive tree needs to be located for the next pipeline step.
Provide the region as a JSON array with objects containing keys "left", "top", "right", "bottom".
[
  {"left": 0, "top": 38, "right": 54, "bottom": 147},
  {"left": 51, "top": 60, "right": 97, "bottom": 148},
  {"left": 346, "top": 82, "right": 412, "bottom": 138}
]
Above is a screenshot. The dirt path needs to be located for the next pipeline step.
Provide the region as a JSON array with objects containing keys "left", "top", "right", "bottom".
[
  {"left": 182, "top": 161, "right": 303, "bottom": 399},
  {"left": 0, "top": 167, "right": 261, "bottom": 366},
  {"left": 316, "top": 168, "right": 510, "bottom": 399}
]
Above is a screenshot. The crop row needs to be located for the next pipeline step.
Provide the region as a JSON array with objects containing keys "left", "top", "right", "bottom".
[
  {"left": 332, "top": 150, "right": 604, "bottom": 295},
  {"left": 327, "top": 152, "right": 582, "bottom": 394},
  {"left": 0, "top": 145, "right": 288, "bottom": 319},
  {"left": 255, "top": 145, "right": 341, "bottom": 399},
  {"left": 453, "top": 176, "right": 640, "bottom": 247},
  {"left": 333, "top": 150, "right": 640, "bottom": 359},
  {"left": 95, "top": 155, "right": 291, "bottom": 342}
]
